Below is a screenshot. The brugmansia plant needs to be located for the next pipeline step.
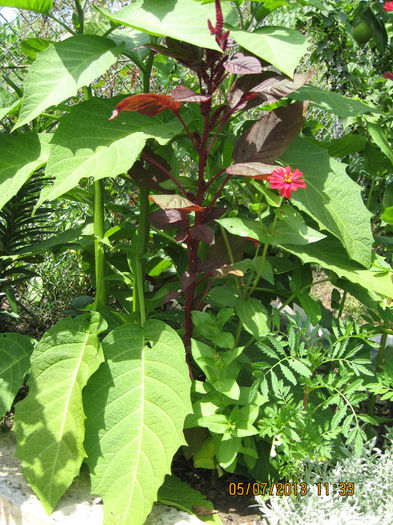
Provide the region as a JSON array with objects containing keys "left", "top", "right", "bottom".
[{"left": 1, "top": 0, "right": 393, "bottom": 524}]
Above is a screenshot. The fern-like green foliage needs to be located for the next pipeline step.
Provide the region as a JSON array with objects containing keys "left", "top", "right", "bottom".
[
  {"left": 252, "top": 316, "right": 380, "bottom": 478},
  {"left": 0, "top": 169, "right": 52, "bottom": 319}
]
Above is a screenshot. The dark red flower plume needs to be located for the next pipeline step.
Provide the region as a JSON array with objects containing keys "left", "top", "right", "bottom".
[{"left": 207, "top": 0, "right": 229, "bottom": 51}]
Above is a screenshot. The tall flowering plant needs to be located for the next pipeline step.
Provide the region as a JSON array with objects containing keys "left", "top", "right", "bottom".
[{"left": 110, "top": 0, "right": 310, "bottom": 371}]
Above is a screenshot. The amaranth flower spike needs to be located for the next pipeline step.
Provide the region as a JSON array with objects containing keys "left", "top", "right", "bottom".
[{"left": 207, "top": 0, "right": 230, "bottom": 51}]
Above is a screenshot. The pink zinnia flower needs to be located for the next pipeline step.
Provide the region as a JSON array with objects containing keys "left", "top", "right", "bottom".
[
  {"left": 383, "top": 72, "right": 393, "bottom": 80},
  {"left": 384, "top": 1, "right": 393, "bottom": 11},
  {"left": 268, "top": 166, "right": 306, "bottom": 199}
]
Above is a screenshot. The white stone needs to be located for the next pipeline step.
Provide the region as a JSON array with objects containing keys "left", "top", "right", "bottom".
[{"left": 0, "top": 431, "right": 204, "bottom": 525}]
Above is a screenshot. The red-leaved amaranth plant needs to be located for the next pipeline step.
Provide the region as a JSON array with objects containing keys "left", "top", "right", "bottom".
[{"left": 109, "top": 0, "right": 310, "bottom": 373}]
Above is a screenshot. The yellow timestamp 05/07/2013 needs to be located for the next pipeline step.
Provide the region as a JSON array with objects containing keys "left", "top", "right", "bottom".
[{"left": 228, "top": 481, "right": 355, "bottom": 497}]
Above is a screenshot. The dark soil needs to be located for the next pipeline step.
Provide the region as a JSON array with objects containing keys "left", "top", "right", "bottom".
[{"left": 172, "top": 455, "right": 261, "bottom": 524}]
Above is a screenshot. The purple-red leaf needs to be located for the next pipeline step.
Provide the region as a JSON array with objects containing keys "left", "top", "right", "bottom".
[
  {"left": 148, "top": 209, "right": 183, "bottom": 230},
  {"left": 228, "top": 73, "right": 274, "bottom": 110},
  {"left": 250, "top": 72, "right": 315, "bottom": 105},
  {"left": 176, "top": 228, "right": 188, "bottom": 243},
  {"left": 163, "top": 289, "right": 181, "bottom": 304},
  {"left": 233, "top": 101, "right": 309, "bottom": 164},
  {"left": 224, "top": 53, "right": 262, "bottom": 75},
  {"left": 149, "top": 194, "right": 204, "bottom": 212},
  {"left": 128, "top": 147, "right": 171, "bottom": 192},
  {"left": 170, "top": 85, "right": 211, "bottom": 103},
  {"left": 181, "top": 271, "right": 198, "bottom": 293},
  {"left": 226, "top": 162, "right": 278, "bottom": 179},
  {"left": 190, "top": 224, "right": 215, "bottom": 245},
  {"left": 109, "top": 94, "right": 181, "bottom": 119},
  {"left": 201, "top": 207, "right": 226, "bottom": 224}
]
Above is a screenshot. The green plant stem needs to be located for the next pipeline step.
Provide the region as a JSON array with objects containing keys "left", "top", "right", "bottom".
[
  {"left": 74, "top": 0, "right": 84, "bottom": 34},
  {"left": 245, "top": 202, "right": 283, "bottom": 300},
  {"left": 367, "top": 176, "right": 376, "bottom": 209},
  {"left": 48, "top": 13, "right": 76, "bottom": 35},
  {"left": 220, "top": 224, "right": 240, "bottom": 292},
  {"left": 337, "top": 290, "right": 347, "bottom": 319},
  {"left": 277, "top": 278, "right": 331, "bottom": 314},
  {"left": 92, "top": 179, "right": 106, "bottom": 311},
  {"left": 133, "top": 48, "right": 155, "bottom": 325},
  {"left": 135, "top": 187, "right": 149, "bottom": 326},
  {"left": 369, "top": 330, "right": 388, "bottom": 416},
  {"left": 82, "top": 84, "right": 106, "bottom": 311}
]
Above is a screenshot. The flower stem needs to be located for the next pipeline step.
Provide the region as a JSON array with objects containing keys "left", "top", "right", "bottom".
[{"left": 245, "top": 199, "right": 283, "bottom": 300}]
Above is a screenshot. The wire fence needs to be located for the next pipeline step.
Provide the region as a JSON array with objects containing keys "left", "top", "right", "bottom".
[{"left": 0, "top": 3, "right": 342, "bottom": 334}]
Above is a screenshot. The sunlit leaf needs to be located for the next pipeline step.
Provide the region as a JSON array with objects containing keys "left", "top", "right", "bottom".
[
  {"left": 170, "top": 85, "right": 211, "bottom": 103},
  {"left": 226, "top": 162, "right": 277, "bottom": 179},
  {"left": 109, "top": 93, "right": 181, "bottom": 119},
  {"left": 0, "top": 0, "right": 52, "bottom": 14},
  {"left": 149, "top": 194, "right": 204, "bottom": 212},
  {"left": 15, "top": 35, "right": 123, "bottom": 129}
]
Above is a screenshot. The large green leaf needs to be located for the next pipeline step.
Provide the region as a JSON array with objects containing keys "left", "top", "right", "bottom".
[
  {"left": 0, "top": 0, "right": 52, "bottom": 13},
  {"left": 366, "top": 121, "right": 393, "bottom": 168},
  {"left": 281, "top": 137, "right": 373, "bottom": 268},
  {"left": 228, "top": 26, "right": 308, "bottom": 78},
  {"left": 14, "top": 35, "right": 123, "bottom": 130},
  {"left": 83, "top": 320, "right": 192, "bottom": 525},
  {"left": 0, "top": 86, "right": 19, "bottom": 121},
  {"left": 289, "top": 85, "right": 377, "bottom": 117},
  {"left": 96, "top": 0, "right": 235, "bottom": 51},
  {"left": 216, "top": 217, "right": 325, "bottom": 246},
  {"left": 0, "top": 333, "right": 34, "bottom": 418},
  {"left": 36, "top": 97, "right": 184, "bottom": 208},
  {"left": 13, "top": 313, "right": 106, "bottom": 513},
  {"left": 235, "top": 298, "right": 270, "bottom": 338},
  {"left": 281, "top": 237, "right": 393, "bottom": 299},
  {"left": 158, "top": 475, "right": 221, "bottom": 525},
  {"left": 0, "top": 132, "right": 50, "bottom": 211}
]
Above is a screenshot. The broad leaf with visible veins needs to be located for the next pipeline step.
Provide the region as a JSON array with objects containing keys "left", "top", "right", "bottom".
[
  {"left": 0, "top": 0, "right": 52, "bottom": 13},
  {"left": 282, "top": 236, "right": 393, "bottom": 299},
  {"left": 110, "top": 94, "right": 181, "bottom": 119},
  {"left": 228, "top": 26, "right": 308, "bottom": 78},
  {"left": 289, "top": 85, "right": 377, "bottom": 117},
  {"left": 249, "top": 72, "right": 314, "bottom": 105},
  {"left": 224, "top": 53, "right": 262, "bottom": 75},
  {"left": 149, "top": 194, "right": 204, "bottom": 212},
  {"left": 36, "top": 97, "right": 184, "bottom": 208},
  {"left": 14, "top": 35, "right": 123, "bottom": 129},
  {"left": 233, "top": 101, "right": 309, "bottom": 164},
  {"left": 170, "top": 85, "right": 211, "bottom": 103},
  {"left": 97, "top": 0, "right": 237, "bottom": 51},
  {"left": 282, "top": 137, "right": 373, "bottom": 267},
  {"left": 0, "top": 333, "right": 34, "bottom": 418},
  {"left": 226, "top": 162, "right": 277, "bottom": 179},
  {"left": 13, "top": 313, "right": 106, "bottom": 514},
  {"left": 0, "top": 86, "right": 19, "bottom": 121},
  {"left": 83, "top": 321, "right": 192, "bottom": 525},
  {"left": 0, "top": 132, "right": 50, "bottom": 211}
]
